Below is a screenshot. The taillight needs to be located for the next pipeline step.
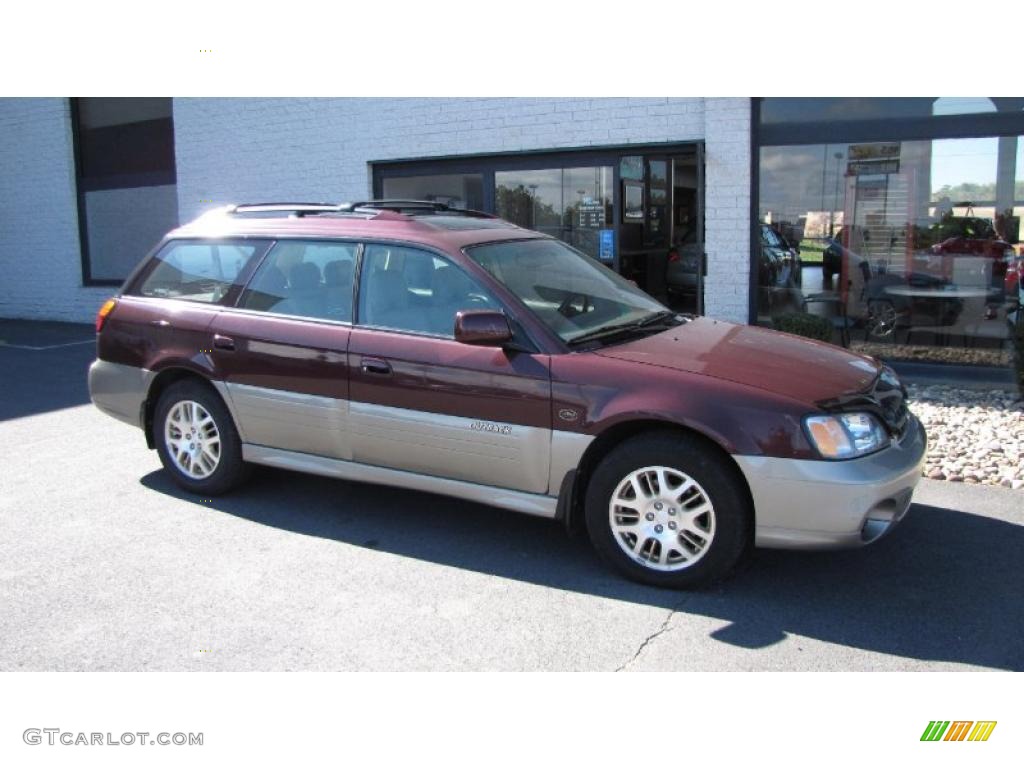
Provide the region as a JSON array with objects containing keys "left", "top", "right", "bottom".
[{"left": 96, "top": 298, "right": 117, "bottom": 333}]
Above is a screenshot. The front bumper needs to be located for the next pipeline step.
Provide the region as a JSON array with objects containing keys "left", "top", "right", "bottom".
[
  {"left": 88, "top": 359, "right": 152, "bottom": 429},
  {"left": 735, "top": 415, "right": 927, "bottom": 549}
]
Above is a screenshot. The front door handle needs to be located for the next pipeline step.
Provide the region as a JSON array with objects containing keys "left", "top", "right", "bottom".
[
  {"left": 360, "top": 357, "right": 392, "bottom": 375},
  {"left": 213, "top": 334, "right": 235, "bottom": 352}
]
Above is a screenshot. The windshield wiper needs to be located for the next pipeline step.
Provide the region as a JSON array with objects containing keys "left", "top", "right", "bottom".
[
  {"left": 566, "top": 311, "right": 684, "bottom": 347},
  {"left": 635, "top": 309, "right": 681, "bottom": 328}
]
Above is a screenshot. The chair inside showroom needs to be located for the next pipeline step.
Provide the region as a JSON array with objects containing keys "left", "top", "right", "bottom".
[
  {"left": 905, "top": 257, "right": 990, "bottom": 347},
  {"left": 800, "top": 261, "right": 865, "bottom": 347}
]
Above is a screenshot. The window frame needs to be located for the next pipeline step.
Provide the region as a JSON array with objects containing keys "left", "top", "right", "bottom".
[{"left": 71, "top": 97, "right": 179, "bottom": 287}]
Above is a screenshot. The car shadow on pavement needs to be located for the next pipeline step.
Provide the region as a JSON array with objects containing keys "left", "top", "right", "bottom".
[{"left": 141, "top": 467, "right": 1024, "bottom": 670}]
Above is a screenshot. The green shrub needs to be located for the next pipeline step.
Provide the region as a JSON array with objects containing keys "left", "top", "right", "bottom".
[{"left": 772, "top": 312, "right": 834, "bottom": 344}]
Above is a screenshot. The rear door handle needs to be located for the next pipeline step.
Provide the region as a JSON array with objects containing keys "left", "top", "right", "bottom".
[
  {"left": 213, "top": 334, "right": 235, "bottom": 352},
  {"left": 360, "top": 357, "right": 392, "bottom": 375},
  {"left": 150, "top": 319, "right": 170, "bottom": 327}
]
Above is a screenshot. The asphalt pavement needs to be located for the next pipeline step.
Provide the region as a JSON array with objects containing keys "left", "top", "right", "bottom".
[{"left": 1, "top": 320, "right": 1021, "bottom": 671}]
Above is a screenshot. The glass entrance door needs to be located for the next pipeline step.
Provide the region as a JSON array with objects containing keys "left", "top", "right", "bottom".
[{"left": 618, "top": 148, "right": 704, "bottom": 313}]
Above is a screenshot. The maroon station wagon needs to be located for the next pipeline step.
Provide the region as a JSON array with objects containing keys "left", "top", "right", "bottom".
[{"left": 89, "top": 201, "right": 926, "bottom": 588}]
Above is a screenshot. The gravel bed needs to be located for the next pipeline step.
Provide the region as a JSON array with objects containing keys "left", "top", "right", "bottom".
[
  {"left": 850, "top": 341, "right": 1012, "bottom": 367},
  {"left": 907, "top": 384, "right": 1024, "bottom": 489}
]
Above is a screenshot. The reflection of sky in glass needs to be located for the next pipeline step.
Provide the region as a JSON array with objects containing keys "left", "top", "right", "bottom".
[
  {"left": 761, "top": 136, "right": 1021, "bottom": 221},
  {"left": 931, "top": 97, "right": 997, "bottom": 115},
  {"left": 931, "top": 138, "right": 997, "bottom": 190}
]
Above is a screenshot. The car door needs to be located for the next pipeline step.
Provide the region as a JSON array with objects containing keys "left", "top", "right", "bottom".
[
  {"left": 347, "top": 243, "right": 552, "bottom": 494},
  {"left": 209, "top": 239, "right": 358, "bottom": 460}
]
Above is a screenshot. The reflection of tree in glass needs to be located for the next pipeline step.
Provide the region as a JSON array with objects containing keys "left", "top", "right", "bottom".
[
  {"left": 496, "top": 184, "right": 559, "bottom": 229},
  {"left": 932, "top": 181, "right": 1024, "bottom": 202}
]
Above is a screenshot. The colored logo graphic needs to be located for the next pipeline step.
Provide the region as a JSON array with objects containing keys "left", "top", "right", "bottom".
[{"left": 921, "top": 721, "right": 997, "bottom": 742}]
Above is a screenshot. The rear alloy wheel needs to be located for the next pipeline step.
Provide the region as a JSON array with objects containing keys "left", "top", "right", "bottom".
[
  {"left": 585, "top": 432, "right": 751, "bottom": 588},
  {"left": 165, "top": 400, "right": 221, "bottom": 479},
  {"left": 154, "top": 380, "right": 249, "bottom": 495}
]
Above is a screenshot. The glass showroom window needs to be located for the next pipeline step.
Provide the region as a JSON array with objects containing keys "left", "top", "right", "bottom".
[
  {"left": 757, "top": 133, "right": 1023, "bottom": 368},
  {"left": 495, "top": 166, "right": 613, "bottom": 260},
  {"left": 73, "top": 98, "right": 179, "bottom": 284},
  {"left": 380, "top": 173, "right": 484, "bottom": 210}
]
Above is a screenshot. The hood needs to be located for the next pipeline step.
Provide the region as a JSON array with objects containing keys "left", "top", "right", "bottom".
[{"left": 594, "top": 317, "right": 880, "bottom": 405}]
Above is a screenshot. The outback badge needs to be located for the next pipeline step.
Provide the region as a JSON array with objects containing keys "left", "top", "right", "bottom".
[{"left": 470, "top": 420, "right": 511, "bottom": 435}]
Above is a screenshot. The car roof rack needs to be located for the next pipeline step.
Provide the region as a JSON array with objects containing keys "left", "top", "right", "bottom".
[
  {"left": 338, "top": 200, "right": 496, "bottom": 218},
  {"left": 221, "top": 200, "right": 497, "bottom": 221},
  {"left": 228, "top": 202, "right": 347, "bottom": 217}
]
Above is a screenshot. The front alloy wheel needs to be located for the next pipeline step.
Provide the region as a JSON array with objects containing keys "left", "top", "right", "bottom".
[
  {"left": 609, "top": 466, "right": 716, "bottom": 571},
  {"left": 585, "top": 431, "right": 751, "bottom": 588}
]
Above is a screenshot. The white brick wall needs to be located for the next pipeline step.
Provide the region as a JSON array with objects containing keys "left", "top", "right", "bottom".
[
  {"left": 172, "top": 98, "right": 710, "bottom": 220},
  {"left": 174, "top": 97, "right": 752, "bottom": 323},
  {"left": 703, "top": 98, "right": 752, "bottom": 324},
  {"left": 0, "top": 97, "right": 753, "bottom": 324},
  {"left": 0, "top": 98, "right": 112, "bottom": 322}
]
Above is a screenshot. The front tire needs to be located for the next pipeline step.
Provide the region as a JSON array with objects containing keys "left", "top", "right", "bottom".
[
  {"left": 584, "top": 432, "right": 751, "bottom": 589},
  {"left": 154, "top": 379, "right": 249, "bottom": 495}
]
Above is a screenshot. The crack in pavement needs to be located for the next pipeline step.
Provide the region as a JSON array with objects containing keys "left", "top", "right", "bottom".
[{"left": 615, "top": 597, "right": 691, "bottom": 672}]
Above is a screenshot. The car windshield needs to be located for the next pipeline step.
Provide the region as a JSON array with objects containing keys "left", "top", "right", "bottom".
[{"left": 465, "top": 238, "right": 670, "bottom": 344}]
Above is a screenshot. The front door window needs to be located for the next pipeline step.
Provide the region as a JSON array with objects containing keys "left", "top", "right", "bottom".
[{"left": 357, "top": 244, "right": 500, "bottom": 337}]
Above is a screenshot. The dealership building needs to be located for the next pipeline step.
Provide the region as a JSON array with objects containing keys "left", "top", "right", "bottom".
[{"left": 1, "top": 97, "right": 1021, "bottom": 370}]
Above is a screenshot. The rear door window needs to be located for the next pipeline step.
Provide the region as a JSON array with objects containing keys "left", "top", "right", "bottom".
[
  {"left": 238, "top": 239, "right": 358, "bottom": 322},
  {"left": 133, "top": 240, "right": 264, "bottom": 303}
]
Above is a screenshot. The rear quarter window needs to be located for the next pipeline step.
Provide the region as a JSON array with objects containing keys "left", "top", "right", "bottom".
[{"left": 131, "top": 240, "right": 264, "bottom": 303}]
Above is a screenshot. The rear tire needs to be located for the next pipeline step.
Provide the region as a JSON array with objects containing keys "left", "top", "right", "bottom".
[
  {"left": 584, "top": 431, "right": 751, "bottom": 589},
  {"left": 154, "top": 379, "right": 249, "bottom": 495}
]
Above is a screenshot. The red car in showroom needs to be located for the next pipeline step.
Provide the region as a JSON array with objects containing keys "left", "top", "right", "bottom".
[{"left": 89, "top": 201, "right": 926, "bottom": 588}]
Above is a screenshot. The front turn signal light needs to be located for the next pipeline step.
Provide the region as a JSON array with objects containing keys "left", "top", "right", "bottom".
[
  {"left": 804, "top": 412, "right": 888, "bottom": 460},
  {"left": 96, "top": 298, "right": 117, "bottom": 333}
]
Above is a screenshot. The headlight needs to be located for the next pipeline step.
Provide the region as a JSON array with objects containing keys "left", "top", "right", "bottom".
[{"left": 804, "top": 412, "right": 889, "bottom": 459}]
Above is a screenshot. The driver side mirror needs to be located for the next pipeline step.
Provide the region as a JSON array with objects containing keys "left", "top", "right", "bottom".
[{"left": 454, "top": 310, "right": 513, "bottom": 346}]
